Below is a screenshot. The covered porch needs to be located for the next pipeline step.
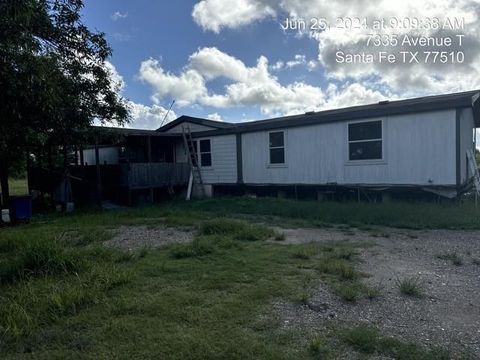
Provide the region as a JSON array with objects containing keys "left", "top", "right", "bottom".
[{"left": 28, "top": 127, "right": 191, "bottom": 206}]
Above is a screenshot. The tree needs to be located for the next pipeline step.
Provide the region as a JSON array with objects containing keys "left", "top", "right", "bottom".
[{"left": 0, "top": 0, "right": 130, "bottom": 207}]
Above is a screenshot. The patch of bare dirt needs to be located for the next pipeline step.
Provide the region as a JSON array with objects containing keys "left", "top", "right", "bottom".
[
  {"left": 274, "top": 226, "right": 480, "bottom": 357},
  {"left": 104, "top": 225, "right": 193, "bottom": 251}
]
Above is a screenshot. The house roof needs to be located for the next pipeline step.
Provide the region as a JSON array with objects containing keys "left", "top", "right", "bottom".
[
  {"left": 188, "top": 90, "right": 480, "bottom": 137},
  {"left": 156, "top": 115, "right": 234, "bottom": 132},
  {"left": 91, "top": 126, "right": 180, "bottom": 137}
]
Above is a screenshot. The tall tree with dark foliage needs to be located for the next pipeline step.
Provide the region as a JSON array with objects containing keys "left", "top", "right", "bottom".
[{"left": 0, "top": 0, "right": 129, "bottom": 206}]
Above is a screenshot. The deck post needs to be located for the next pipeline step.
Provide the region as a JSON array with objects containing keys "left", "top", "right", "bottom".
[
  {"left": 94, "top": 139, "right": 102, "bottom": 205},
  {"left": 79, "top": 146, "right": 84, "bottom": 166},
  {"left": 74, "top": 145, "right": 79, "bottom": 166},
  {"left": 26, "top": 148, "right": 31, "bottom": 194},
  {"left": 147, "top": 136, "right": 152, "bottom": 163},
  {"left": 147, "top": 136, "right": 154, "bottom": 203}
]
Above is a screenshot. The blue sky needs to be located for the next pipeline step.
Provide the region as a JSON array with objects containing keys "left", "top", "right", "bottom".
[{"left": 82, "top": 0, "right": 480, "bottom": 129}]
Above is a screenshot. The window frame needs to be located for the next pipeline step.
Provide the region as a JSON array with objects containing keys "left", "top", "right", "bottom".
[
  {"left": 346, "top": 119, "right": 385, "bottom": 164},
  {"left": 198, "top": 138, "right": 212, "bottom": 168},
  {"left": 267, "top": 130, "right": 287, "bottom": 167}
]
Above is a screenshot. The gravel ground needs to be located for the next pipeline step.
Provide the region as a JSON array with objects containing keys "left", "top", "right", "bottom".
[
  {"left": 104, "top": 225, "right": 193, "bottom": 251},
  {"left": 274, "top": 226, "right": 480, "bottom": 357}
]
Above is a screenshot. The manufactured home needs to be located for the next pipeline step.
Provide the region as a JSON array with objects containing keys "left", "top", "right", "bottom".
[{"left": 28, "top": 90, "right": 480, "bottom": 204}]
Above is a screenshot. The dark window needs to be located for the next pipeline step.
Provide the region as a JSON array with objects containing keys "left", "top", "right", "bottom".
[
  {"left": 269, "top": 131, "right": 285, "bottom": 164},
  {"left": 348, "top": 121, "right": 382, "bottom": 161},
  {"left": 200, "top": 153, "right": 212, "bottom": 167},
  {"left": 200, "top": 139, "right": 211, "bottom": 153},
  {"left": 199, "top": 139, "right": 212, "bottom": 167},
  {"left": 269, "top": 131, "right": 284, "bottom": 147},
  {"left": 348, "top": 121, "right": 382, "bottom": 141}
]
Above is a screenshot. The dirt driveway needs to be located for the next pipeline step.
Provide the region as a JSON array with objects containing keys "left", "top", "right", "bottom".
[
  {"left": 103, "top": 221, "right": 480, "bottom": 356},
  {"left": 274, "top": 226, "right": 480, "bottom": 357}
]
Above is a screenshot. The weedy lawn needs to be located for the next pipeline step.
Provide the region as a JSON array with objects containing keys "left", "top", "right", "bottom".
[{"left": 1, "top": 198, "right": 477, "bottom": 359}]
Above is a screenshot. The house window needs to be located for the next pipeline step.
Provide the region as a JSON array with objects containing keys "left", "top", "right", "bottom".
[
  {"left": 199, "top": 139, "right": 212, "bottom": 167},
  {"left": 348, "top": 121, "right": 382, "bottom": 161},
  {"left": 269, "top": 131, "right": 285, "bottom": 164}
]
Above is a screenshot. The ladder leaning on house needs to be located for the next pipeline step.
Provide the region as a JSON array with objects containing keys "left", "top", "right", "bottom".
[
  {"left": 466, "top": 149, "right": 480, "bottom": 204},
  {"left": 182, "top": 125, "right": 205, "bottom": 200}
]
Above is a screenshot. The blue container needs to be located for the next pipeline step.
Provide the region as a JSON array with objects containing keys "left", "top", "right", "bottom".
[{"left": 11, "top": 195, "right": 32, "bottom": 222}]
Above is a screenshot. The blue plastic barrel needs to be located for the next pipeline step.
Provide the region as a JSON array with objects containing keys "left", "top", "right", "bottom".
[{"left": 11, "top": 195, "right": 32, "bottom": 222}]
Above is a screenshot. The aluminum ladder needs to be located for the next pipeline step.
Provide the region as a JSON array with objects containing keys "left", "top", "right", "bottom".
[
  {"left": 182, "top": 126, "right": 205, "bottom": 200},
  {"left": 467, "top": 149, "right": 480, "bottom": 206}
]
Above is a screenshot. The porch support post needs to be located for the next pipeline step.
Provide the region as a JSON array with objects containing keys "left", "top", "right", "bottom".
[
  {"left": 79, "top": 146, "right": 84, "bottom": 166},
  {"left": 74, "top": 145, "right": 79, "bottom": 166},
  {"left": 95, "top": 139, "right": 102, "bottom": 205},
  {"left": 147, "top": 136, "right": 154, "bottom": 203},
  {"left": 147, "top": 136, "right": 152, "bottom": 162},
  {"left": 26, "top": 149, "right": 31, "bottom": 194}
]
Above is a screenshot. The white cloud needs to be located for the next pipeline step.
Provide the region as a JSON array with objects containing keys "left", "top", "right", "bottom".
[
  {"left": 138, "top": 58, "right": 207, "bottom": 107},
  {"left": 286, "top": 54, "right": 306, "bottom": 68},
  {"left": 192, "top": 0, "right": 276, "bottom": 33},
  {"left": 103, "top": 61, "right": 177, "bottom": 129},
  {"left": 207, "top": 113, "right": 224, "bottom": 121},
  {"left": 111, "top": 11, "right": 128, "bottom": 21},
  {"left": 137, "top": 46, "right": 395, "bottom": 117},
  {"left": 105, "top": 61, "right": 125, "bottom": 92},
  {"left": 191, "top": 0, "right": 480, "bottom": 96},
  {"left": 271, "top": 61, "right": 284, "bottom": 71},
  {"left": 127, "top": 102, "right": 177, "bottom": 129}
]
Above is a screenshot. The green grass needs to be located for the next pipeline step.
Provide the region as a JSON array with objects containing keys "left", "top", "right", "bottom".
[
  {"left": 341, "top": 325, "right": 451, "bottom": 359},
  {"left": 0, "top": 199, "right": 465, "bottom": 358},
  {"left": 0, "top": 211, "right": 326, "bottom": 359},
  {"left": 177, "top": 197, "right": 480, "bottom": 229},
  {"left": 7, "top": 178, "right": 29, "bottom": 196},
  {"left": 398, "top": 277, "right": 424, "bottom": 297}
]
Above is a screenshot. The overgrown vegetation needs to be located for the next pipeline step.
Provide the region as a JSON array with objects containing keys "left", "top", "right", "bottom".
[
  {"left": 0, "top": 199, "right": 468, "bottom": 358},
  {"left": 178, "top": 197, "right": 480, "bottom": 229},
  {"left": 341, "top": 325, "right": 451, "bottom": 359}
]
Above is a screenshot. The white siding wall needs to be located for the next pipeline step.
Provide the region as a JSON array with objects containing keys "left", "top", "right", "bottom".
[
  {"left": 165, "top": 121, "right": 218, "bottom": 134},
  {"left": 174, "top": 135, "right": 237, "bottom": 184},
  {"left": 200, "top": 135, "right": 237, "bottom": 184},
  {"left": 459, "top": 108, "right": 475, "bottom": 183},
  {"left": 242, "top": 110, "right": 457, "bottom": 186},
  {"left": 82, "top": 147, "right": 119, "bottom": 165}
]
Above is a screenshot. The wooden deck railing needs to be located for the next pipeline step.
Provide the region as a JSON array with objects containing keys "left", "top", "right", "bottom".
[{"left": 120, "top": 163, "right": 191, "bottom": 189}]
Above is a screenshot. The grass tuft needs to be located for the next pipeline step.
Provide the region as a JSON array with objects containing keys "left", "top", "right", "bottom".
[
  {"left": 342, "top": 325, "right": 379, "bottom": 353},
  {"left": 365, "top": 284, "right": 382, "bottom": 300},
  {"left": 309, "top": 335, "right": 333, "bottom": 358},
  {"left": 398, "top": 277, "right": 424, "bottom": 297},
  {"left": 436, "top": 252, "right": 463, "bottom": 266},
  {"left": 0, "top": 238, "right": 84, "bottom": 284},
  {"left": 342, "top": 325, "right": 451, "bottom": 359},
  {"left": 200, "top": 218, "right": 274, "bottom": 241}
]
